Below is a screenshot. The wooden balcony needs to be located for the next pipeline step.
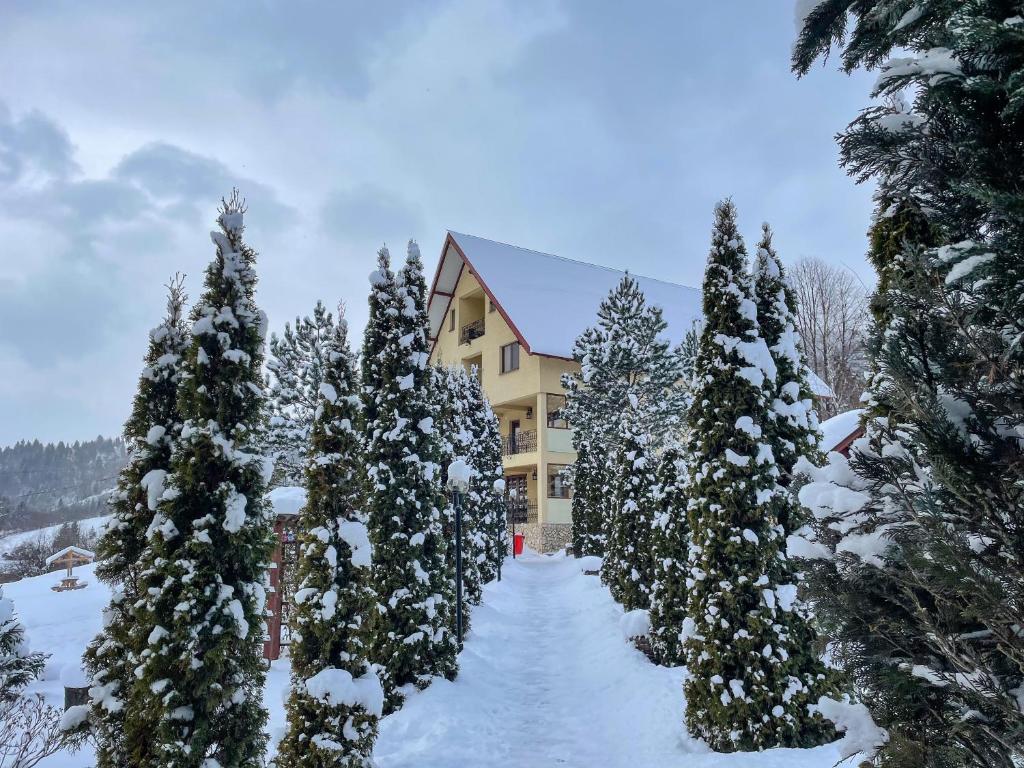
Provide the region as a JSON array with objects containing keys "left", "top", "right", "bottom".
[{"left": 502, "top": 429, "right": 537, "bottom": 456}]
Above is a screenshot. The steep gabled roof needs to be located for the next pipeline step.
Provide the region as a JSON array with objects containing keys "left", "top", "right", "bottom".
[
  {"left": 428, "top": 231, "right": 703, "bottom": 359},
  {"left": 426, "top": 230, "right": 833, "bottom": 397}
]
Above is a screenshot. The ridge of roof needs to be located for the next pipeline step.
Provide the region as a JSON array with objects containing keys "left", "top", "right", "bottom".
[{"left": 447, "top": 230, "right": 700, "bottom": 294}]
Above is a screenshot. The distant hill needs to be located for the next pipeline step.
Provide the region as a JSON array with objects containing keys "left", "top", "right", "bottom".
[{"left": 0, "top": 436, "right": 127, "bottom": 534}]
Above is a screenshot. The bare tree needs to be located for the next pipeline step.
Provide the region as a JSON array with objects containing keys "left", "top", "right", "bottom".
[
  {"left": 789, "top": 257, "right": 869, "bottom": 416},
  {"left": 0, "top": 696, "right": 71, "bottom": 768}
]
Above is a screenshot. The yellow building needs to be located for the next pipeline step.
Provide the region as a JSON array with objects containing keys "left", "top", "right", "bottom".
[{"left": 426, "top": 232, "right": 703, "bottom": 552}]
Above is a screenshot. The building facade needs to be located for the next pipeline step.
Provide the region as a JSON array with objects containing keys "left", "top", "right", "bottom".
[{"left": 426, "top": 231, "right": 704, "bottom": 552}]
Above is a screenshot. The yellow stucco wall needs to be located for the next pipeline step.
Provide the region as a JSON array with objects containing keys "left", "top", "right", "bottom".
[{"left": 429, "top": 266, "right": 579, "bottom": 525}]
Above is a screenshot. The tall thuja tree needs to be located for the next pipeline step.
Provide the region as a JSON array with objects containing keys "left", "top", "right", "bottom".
[
  {"left": 265, "top": 301, "right": 335, "bottom": 487},
  {"left": 795, "top": 4, "right": 1024, "bottom": 765},
  {"left": 83, "top": 277, "right": 188, "bottom": 767},
  {"left": 752, "top": 224, "right": 822, "bottom": 533},
  {"left": 363, "top": 243, "right": 457, "bottom": 714},
  {"left": 278, "top": 306, "right": 381, "bottom": 768},
  {"left": 647, "top": 439, "right": 689, "bottom": 666},
  {"left": 682, "top": 200, "right": 835, "bottom": 752},
  {"left": 463, "top": 368, "right": 506, "bottom": 584},
  {"left": 433, "top": 364, "right": 482, "bottom": 625},
  {"left": 135, "top": 193, "right": 275, "bottom": 768},
  {"left": 603, "top": 416, "right": 657, "bottom": 611}
]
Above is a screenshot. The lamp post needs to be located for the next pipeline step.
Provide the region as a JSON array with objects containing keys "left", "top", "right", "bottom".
[
  {"left": 508, "top": 488, "right": 518, "bottom": 561},
  {"left": 447, "top": 458, "right": 472, "bottom": 649}
]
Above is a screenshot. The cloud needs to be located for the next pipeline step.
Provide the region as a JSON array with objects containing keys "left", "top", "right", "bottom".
[
  {"left": 320, "top": 184, "right": 423, "bottom": 245},
  {"left": 0, "top": 103, "right": 79, "bottom": 183}
]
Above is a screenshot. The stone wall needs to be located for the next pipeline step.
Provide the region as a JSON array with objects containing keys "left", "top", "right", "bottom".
[{"left": 512, "top": 522, "right": 571, "bottom": 554}]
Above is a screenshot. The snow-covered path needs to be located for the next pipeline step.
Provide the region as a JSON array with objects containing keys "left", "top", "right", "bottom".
[
  {"left": 373, "top": 552, "right": 842, "bottom": 768},
  {"left": 13, "top": 551, "right": 843, "bottom": 768}
]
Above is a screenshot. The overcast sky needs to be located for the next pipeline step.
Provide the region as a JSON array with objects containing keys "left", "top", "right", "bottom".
[{"left": 0, "top": 1, "right": 876, "bottom": 445}]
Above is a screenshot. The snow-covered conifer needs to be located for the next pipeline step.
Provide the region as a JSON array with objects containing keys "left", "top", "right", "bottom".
[
  {"left": 278, "top": 305, "right": 381, "bottom": 768},
  {"left": 563, "top": 276, "right": 684, "bottom": 558},
  {"left": 462, "top": 368, "right": 506, "bottom": 584},
  {"left": 265, "top": 301, "right": 335, "bottom": 487},
  {"left": 647, "top": 441, "right": 689, "bottom": 666},
  {"left": 603, "top": 419, "right": 657, "bottom": 612},
  {"left": 752, "top": 224, "right": 821, "bottom": 534},
  {"left": 83, "top": 277, "right": 188, "bottom": 767},
  {"left": 682, "top": 200, "right": 835, "bottom": 751},
  {"left": 135, "top": 192, "right": 275, "bottom": 767},
  {"left": 363, "top": 242, "right": 457, "bottom": 713},
  {"left": 0, "top": 585, "right": 45, "bottom": 703}
]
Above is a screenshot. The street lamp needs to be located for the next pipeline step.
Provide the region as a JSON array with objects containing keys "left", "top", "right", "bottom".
[{"left": 446, "top": 458, "right": 472, "bottom": 648}]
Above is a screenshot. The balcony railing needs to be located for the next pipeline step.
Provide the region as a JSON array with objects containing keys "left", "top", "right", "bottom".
[
  {"left": 459, "top": 318, "right": 485, "bottom": 345},
  {"left": 502, "top": 429, "right": 537, "bottom": 456},
  {"left": 506, "top": 501, "right": 538, "bottom": 525}
]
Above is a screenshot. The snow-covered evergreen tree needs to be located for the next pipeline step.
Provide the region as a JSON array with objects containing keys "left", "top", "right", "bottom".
[
  {"left": 0, "top": 585, "right": 44, "bottom": 703},
  {"left": 603, "top": 418, "right": 657, "bottom": 612},
  {"left": 647, "top": 441, "right": 689, "bottom": 666},
  {"left": 265, "top": 301, "right": 335, "bottom": 487},
  {"left": 752, "top": 224, "right": 821, "bottom": 534},
  {"left": 363, "top": 243, "right": 457, "bottom": 714},
  {"left": 682, "top": 200, "right": 835, "bottom": 751},
  {"left": 83, "top": 277, "right": 188, "bottom": 768},
  {"left": 563, "top": 276, "right": 685, "bottom": 558},
  {"left": 278, "top": 306, "right": 381, "bottom": 768},
  {"left": 134, "top": 192, "right": 275, "bottom": 767},
  {"left": 433, "top": 364, "right": 482, "bottom": 628},
  {"left": 794, "top": 5, "right": 1024, "bottom": 765},
  {"left": 462, "top": 368, "right": 506, "bottom": 584}
]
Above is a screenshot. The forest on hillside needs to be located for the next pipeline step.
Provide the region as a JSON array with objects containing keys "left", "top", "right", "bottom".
[{"left": 0, "top": 436, "right": 126, "bottom": 533}]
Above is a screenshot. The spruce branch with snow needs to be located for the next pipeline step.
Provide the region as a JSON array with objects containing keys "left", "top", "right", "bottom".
[
  {"left": 277, "top": 305, "right": 381, "bottom": 768},
  {"left": 134, "top": 191, "right": 275, "bottom": 767},
  {"left": 681, "top": 200, "right": 836, "bottom": 752},
  {"left": 363, "top": 243, "right": 457, "bottom": 714},
  {"left": 794, "top": 4, "right": 1024, "bottom": 765},
  {"left": 82, "top": 276, "right": 189, "bottom": 768}
]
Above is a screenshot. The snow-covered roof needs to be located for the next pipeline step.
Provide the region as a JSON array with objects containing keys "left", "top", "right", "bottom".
[
  {"left": 265, "top": 486, "right": 306, "bottom": 517},
  {"left": 427, "top": 231, "right": 834, "bottom": 397},
  {"left": 819, "top": 409, "right": 865, "bottom": 453},
  {"left": 45, "top": 546, "right": 95, "bottom": 566}
]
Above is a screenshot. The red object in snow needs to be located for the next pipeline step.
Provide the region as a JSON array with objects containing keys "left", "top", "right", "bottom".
[{"left": 513, "top": 533, "right": 525, "bottom": 556}]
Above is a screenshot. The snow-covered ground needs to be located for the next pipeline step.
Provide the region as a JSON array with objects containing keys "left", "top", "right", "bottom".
[
  {"left": 10, "top": 552, "right": 844, "bottom": 767},
  {"left": 0, "top": 514, "right": 111, "bottom": 558}
]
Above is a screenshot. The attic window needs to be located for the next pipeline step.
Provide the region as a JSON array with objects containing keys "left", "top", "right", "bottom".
[
  {"left": 489, "top": 300, "right": 496, "bottom": 313},
  {"left": 500, "top": 341, "right": 520, "bottom": 373},
  {"left": 449, "top": 309, "right": 455, "bottom": 332}
]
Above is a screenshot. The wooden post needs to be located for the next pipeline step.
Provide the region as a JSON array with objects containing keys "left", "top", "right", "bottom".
[{"left": 263, "top": 517, "right": 285, "bottom": 661}]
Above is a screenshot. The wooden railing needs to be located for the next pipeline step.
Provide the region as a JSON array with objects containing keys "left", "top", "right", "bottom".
[
  {"left": 502, "top": 429, "right": 537, "bottom": 456},
  {"left": 459, "top": 318, "right": 485, "bottom": 344}
]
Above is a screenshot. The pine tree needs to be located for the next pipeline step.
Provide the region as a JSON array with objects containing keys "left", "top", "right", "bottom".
[
  {"left": 603, "top": 418, "right": 657, "bottom": 611},
  {"left": 648, "top": 440, "right": 689, "bottom": 666},
  {"left": 363, "top": 243, "right": 457, "bottom": 714},
  {"left": 265, "top": 301, "right": 335, "bottom": 488},
  {"left": 682, "top": 200, "right": 836, "bottom": 752},
  {"left": 83, "top": 277, "right": 188, "bottom": 768},
  {"left": 0, "top": 585, "right": 45, "bottom": 703},
  {"left": 278, "top": 306, "right": 381, "bottom": 768},
  {"left": 134, "top": 192, "right": 275, "bottom": 768},
  {"left": 563, "top": 276, "right": 685, "bottom": 559},
  {"left": 752, "top": 224, "right": 821, "bottom": 534},
  {"left": 794, "top": 4, "right": 1024, "bottom": 765},
  {"left": 462, "top": 368, "right": 506, "bottom": 584}
]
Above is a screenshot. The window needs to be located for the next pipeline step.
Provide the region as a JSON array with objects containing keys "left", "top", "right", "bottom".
[
  {"left": 546, "top": 393, "right": 569, "bottom": 429},
  {"left": 547, "top": 464, "right": 572, "bottom": 499},
  {"left": 489, "top": 300, "right": 496, "bottom": 313},
  {"left": 500, "top": 341, "right": 520, "bottom": 373},
  {"left": 448, "top": 309, "right": 455, "bottom": 332}
]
